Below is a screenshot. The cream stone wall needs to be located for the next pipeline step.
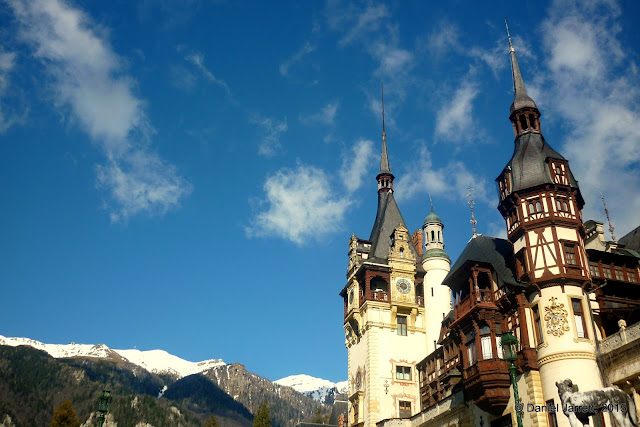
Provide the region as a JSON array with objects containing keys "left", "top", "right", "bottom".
[
  {"left": 529, "top": 286, "right": 609, "bottom": 427},
  {"left": 422, "top": 257, "right": 451, "bottom": 353}
]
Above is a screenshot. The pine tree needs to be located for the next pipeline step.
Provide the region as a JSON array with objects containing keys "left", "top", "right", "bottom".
[
  {"left": 253, "top": 402, "right": 271, "bottom": 427},
  {"left": 50, "top": 401, "right": 80, "bottom": 427},
  {"left": 204, "top": 414, "right": 220, "bottom": 427}
]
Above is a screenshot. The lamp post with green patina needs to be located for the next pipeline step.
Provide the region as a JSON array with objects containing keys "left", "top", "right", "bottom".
[
  {"left": 97, "top": 390, "right": 112, "bottom": 427},
  {"left": 501, "top": 333, "right": 523, "bottom": 427}
]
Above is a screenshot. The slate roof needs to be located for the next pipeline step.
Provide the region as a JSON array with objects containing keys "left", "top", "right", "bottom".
[
  {"left": 619, "top": 225, "right": 640, "bottom": 252},
  {"left": 368, "top": 191, "right": 418, "bottom": 261},
  {"left": 443, "top": 235, "right": 522, "bottom": 292},
  {"left": 379, "top": 136, "right": 391, "bottom": 175},
  {"left": 509, "top": 46, "right": 537, "bottom": 114},
  {"left": 503, "top": 132, "right": 580, "bottom": 194}
]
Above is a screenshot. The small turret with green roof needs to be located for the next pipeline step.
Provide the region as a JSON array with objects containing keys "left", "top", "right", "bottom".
[{"left": 422, "top": 200, "right": 449, "bottom": 261}]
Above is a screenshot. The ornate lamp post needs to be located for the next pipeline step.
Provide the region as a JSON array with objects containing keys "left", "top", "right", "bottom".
[
  {"left": 97, "top": 390, "right": 112, "bottom": 427},
  {"left": 501, "top": 333, "right": 523, "bottom": 427}
]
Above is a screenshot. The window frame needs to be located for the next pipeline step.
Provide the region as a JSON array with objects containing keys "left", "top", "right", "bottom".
[
  {"left": 397, "top": 315, "right": 407, "bottom": 336},
  {"left": 563, "top": 243, "right": 578, "bottom": 266},
  {"left": 395, "top": 365, "right": 412, "bottom": 381},
  {"left": 571, "top": 297, "right": 588, "bottom": 339},
  {"left": 398, "top": 400, "right": 412, "bottom": 419}
]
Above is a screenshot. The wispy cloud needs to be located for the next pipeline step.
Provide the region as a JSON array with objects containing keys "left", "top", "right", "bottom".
[
  {"left": 279, "top": 42, "right": 316, "bottom": 77},
  {"left": 325, "top": 2, "right": 413, "bottom": 118},
  {"left": 6, "top": 0, "right": 191, "bottom": 222},
  {"left": 434, "top": 79, "right": 479, "bottom": 142},
  {"left": 327, "top": 2, "right": 390, "bottom": 48},
  {"left": 251, "top": 115, "right": 288, "bottom": 157},
  {"left": 184, "top": 52, "right": 235, "bottom": 102},
  {"left": 538, "top": 0, "right": 640, "bottom": 234},
  {"left": 0, "top": 49, "right": 27, "bottom": 132},
  {"left": 248, "top": 139, "right": 375, "bottom": 244},
  {"left": 300, "top": 101, "right": 339, "bottom": 126},
  {"left": 340, "top": 139, "right": 375, "bottom": 193},
  {"left": 395, "top": 144, "right": 490, "bottom": 205}
]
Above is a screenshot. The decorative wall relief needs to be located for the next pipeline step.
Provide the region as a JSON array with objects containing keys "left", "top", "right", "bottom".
[{"left": 544, "top": 297, "right": 570, "bottom": 336}]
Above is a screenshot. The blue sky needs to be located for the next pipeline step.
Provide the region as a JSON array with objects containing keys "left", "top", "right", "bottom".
[{"left": 1, "top": 0, "right": 639, "bottom": 383}]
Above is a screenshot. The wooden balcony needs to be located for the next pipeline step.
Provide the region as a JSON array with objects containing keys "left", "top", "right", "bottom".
[
  {"left": 453, "top": 289, "right": 495, "bottom": 319},
  {"left": 462, "top": 359, "right": 512, "bottom": 414}
]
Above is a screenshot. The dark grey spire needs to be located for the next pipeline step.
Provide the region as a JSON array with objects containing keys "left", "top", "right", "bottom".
[
  {"left": 380, "top": 84, "right": 391, "bottom": 174},
  {"left": 506, "top": 20, "right": 537, "bottom": 114}
]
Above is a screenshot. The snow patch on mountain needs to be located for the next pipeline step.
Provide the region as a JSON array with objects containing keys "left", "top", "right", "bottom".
[
  {"left": 0, "top": 335, "right": 225, "bottom": 378},
  {"left": 275, "top": 374, "right": 347, "bottom": 404}
]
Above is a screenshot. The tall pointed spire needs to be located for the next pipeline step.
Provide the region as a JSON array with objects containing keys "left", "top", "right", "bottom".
[
  {"left": 505, "top": 20, "right": 537, "bottom": 115},
  {"left": 380, "top": 83, "right": 391, "bottom": 174}
]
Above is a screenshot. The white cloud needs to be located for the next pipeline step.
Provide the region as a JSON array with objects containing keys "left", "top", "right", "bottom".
[
  {"left": 249, "top": 139, "right": 375, "bottom": 244},
  {"left": 251, "top": 115, "right": 288, "bottom": 157},
  {"left": 340, "top": 139, "right": 375, "bottom": 193},
  {"left": 6, "top": 0, "right": 191, "bottom": 221},
  {"left": 279, "top": 42, "right": 316, "bottom": 77},
  {"left": 434, "top": 80, "right": 479, "bottom": 142},
  {"left": 538, "top": 0, "right": 640, "bottom": 235},
  {"left": 300, "top": 101, "right": 339, "bottom": 126},
  {"left": 425, "top": 21, "right": 459, "bottom": 57},
  {"left": 395, "top": 144, "right": 490, "bottom": 205},
  {"left": 247, "top": 164, "right": 352, "bottom": 245}
]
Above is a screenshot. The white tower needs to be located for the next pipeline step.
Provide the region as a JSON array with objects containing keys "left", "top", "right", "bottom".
[{"left": 421, "top": 205, "right": 452, "bottom": 352}]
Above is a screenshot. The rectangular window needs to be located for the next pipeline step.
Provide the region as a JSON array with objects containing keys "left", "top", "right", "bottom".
[
  {"left": 614, "top": 266, "right": 625, "bottom": 281},
  {"left": 547, "top": 399, "right": 558, "bottom": 427},
  {"left": 572, "top": 298, "right": 588, "bottom": 339},
  {"left": 397, "top": 316, "right": 407, "bottom": 336},
  {"left": 589, "top": 261, "right": 600, "bottom": 277},
  {"left": 396, "top": 365, "right": 411, "bottom": 381},
  {"left": 399, "top": 401, "right": 411, "bottom": 418},
  {"left": 495, "top": 336, "right": 504, "bottom": 358},
  {"left": 481, "top": 335, "right": 493, "bottom": 359},
  {"left": 602, "top": 264, "right": 613, "bottom": 279},
  {"left": 564, "top": 244, "right": 577, "bottom": 265},
  {"left": 533, "top": 305, "right": 544, "bottom": 345},
  {"left": 467, "top": 340, "right": 477, "bottom": 365},
  {"left": 628, "top": 268, "right": 639, "bottom": 283}
]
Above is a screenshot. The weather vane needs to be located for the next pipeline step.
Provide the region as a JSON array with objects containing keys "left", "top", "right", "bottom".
[
  {"left": 467, "top": 185, "right": 477, "bottom": 237},
  {"left": 601, "top": 193, "right": 616, "bottom": 241}
]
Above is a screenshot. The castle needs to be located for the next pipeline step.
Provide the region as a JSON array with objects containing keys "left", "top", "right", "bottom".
[{"left": 340, "top": 29, "right": 640, "bottom": 427}]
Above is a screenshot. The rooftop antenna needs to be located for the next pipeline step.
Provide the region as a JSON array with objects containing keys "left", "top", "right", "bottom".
[
  {"left": 467, "top": 185, "right": 478, "bottom": 237},
  {"left": 601, "top": 193, "right": 617, "bottom": 241}
]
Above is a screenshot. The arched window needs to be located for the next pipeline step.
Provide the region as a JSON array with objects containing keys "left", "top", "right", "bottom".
[
  {"left": 519, "top": 114, "right": 528, "bottom": 130},
  {"left": 466, "top": 330, "right": 477, "bottom": 366},
  {"left": 438, "top": 231, "right": 441, "bottom": 241},
  {"left": 529, "top": 114, "right": 536, "bottom": 129},
  {"left": 399, "top": 247, "right": 405, "bottom": 258},
  {"left": 528, "top": 202, "right": 535, "bottom": 215},
  {"left": 536, "top": 200, "right": 543, "bottom": 212},
  {"left": 431, "top": 230, "right": 435, "bottom": 242}
]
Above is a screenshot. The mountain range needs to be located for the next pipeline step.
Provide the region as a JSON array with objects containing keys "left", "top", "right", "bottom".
[{"left": 0, "top": 335, "right": 347, "bottom": 426}]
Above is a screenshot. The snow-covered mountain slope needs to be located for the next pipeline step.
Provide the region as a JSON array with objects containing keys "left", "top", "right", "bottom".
[
  {"left": 275, "top": 374, "right": 348, "bottom": 405},
  {"left": 0, "top": 335, "right": 225, "bottom": 378}
]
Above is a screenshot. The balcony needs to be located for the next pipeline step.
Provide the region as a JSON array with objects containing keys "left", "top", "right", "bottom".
[
  {"left": 462, "top": 359, "right": 512, "bottom": 414},
  {"left": 453, "top": 289, "right": 495, "bottom": 318}
]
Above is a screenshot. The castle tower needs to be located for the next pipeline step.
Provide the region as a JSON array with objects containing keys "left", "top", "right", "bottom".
[
  {"left": 421, "top": 203, "right": 451, "bottom": 353},
  {"left": 495, "top": 25, "right": 604, "bottom": 425},
  {"left": 340, "top": 109, "right": 427, "bottom": 427}
]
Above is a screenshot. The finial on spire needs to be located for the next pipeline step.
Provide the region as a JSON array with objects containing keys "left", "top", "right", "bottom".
[
  {"left": 429, "top": 192, "right": 433, "bottom": 213},
  {"left": 467, "top": 185, "right": 478, "bottom": 237},
  {"left": 505, "top": 19, "right": 514, "bottom": 52},
  {"left": 382, "top": 83, "right": 386, "bottom": 135},
  {"left": 378, "top": 83, "right": 391, "bottom": 175},
  {"left": 601, "top": 193, "right": 617, "bottom": 241}
]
